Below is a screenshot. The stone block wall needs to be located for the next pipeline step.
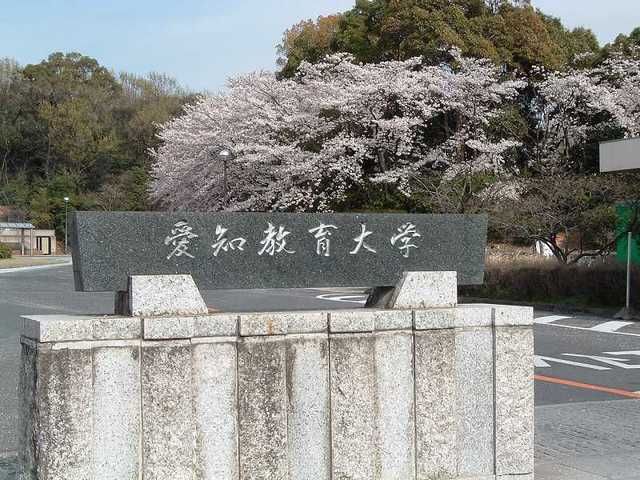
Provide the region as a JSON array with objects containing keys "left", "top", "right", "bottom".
[{"left": 18, "top": 305, "right": 533, "bottom": 480}]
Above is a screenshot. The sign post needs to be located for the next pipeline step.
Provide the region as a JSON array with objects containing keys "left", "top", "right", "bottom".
[
  {"left": 615, "top": 208, "right": 639, "bottom": 320},
  {"left": 626, "top": 231, "right": 632, "bottom": 313},
  {"left": 601, "top": 139, "right": 640, "bottom": 320}
]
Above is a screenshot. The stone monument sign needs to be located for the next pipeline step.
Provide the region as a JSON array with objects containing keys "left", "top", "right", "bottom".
[
  {"left": 17, "top": 210, "right": 534, "bottom": 480},
  {"left": 70, "top": 211, "right": 488, "bottom": 291}
]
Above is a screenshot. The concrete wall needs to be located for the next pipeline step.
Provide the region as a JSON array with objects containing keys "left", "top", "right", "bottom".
[{"left": 18, "top": 305, "right": 533, "bottom": 480}]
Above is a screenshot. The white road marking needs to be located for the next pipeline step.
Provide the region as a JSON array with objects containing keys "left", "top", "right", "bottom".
[
  {"left": 563, "top": 354, "right": 640, "bottom": 370},
  {"left": 534, "top": 315, "right": 571, "bottom": 324},
  {"left": 604, "top": 351, "right": 640, "bottom": 357},
  {"left": 0, "top": 261, "right": 72, "bottom": 274},
  {"left": 589, "top": 321, "right": 634, "bottom": 333},
  {"left": 534, "top": 355, "right": 610, "bottom": 371},
  {"left": 316, "top": 294, "right": 367, "bottom": 305},
  {"left": 537, "top": 323, "right": 640, "bottom": 338}
]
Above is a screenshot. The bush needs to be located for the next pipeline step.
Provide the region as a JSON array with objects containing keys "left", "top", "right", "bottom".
[
  {"left": 0, "top": 243, "right": 12, "bottom": 259},
  {"left": 461, "top": 260, "right": 639, "bottom": 309}
]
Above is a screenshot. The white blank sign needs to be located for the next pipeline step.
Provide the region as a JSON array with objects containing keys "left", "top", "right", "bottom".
[{"left": 600, "top": 138, "right": 640, "bottom": 172}]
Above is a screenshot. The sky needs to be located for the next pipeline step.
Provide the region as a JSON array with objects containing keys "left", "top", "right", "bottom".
[{"left": 1, "top": 0, "right": 639, "bottom": 92}]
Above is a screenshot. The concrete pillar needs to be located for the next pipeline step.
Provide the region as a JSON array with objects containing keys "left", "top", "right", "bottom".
[
  {"left": 141, "top": 340, "right": 196, "bottom": 480},
  {"left": 18, "top": 340, "right": 37, "bottom": 480},
  {"left": 35, "top": 344, "right": 94, "bottom": 479},
  {"left": 330, "top": 333, "right": 376, "bottom": 480},
  {"left": 237, "top": 337, "right": 288, "bottom": 480},
  {"left": 285, "top": 334, "right": 331, "bottom": 480},
  {"left": 373, "top": 331, "right": 415, "bottom": 480},
  {"left": 454, "top": 307, "right": 495, "bottom": 477},
  {"left": 414, "top": 325, "right": 457, "bottom": 478},
  {"left": 192, "top": 339, "right": 239, "bottom": 480},
  {"left": 494, "top": 306, "right": 535, "bottom": 477},
  {"left": 92, "top": 343, "right": 141, "bottom": 480}
]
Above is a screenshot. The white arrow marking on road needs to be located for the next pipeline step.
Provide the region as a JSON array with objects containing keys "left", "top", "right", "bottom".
[
  {"left": 563, "top": 354, "right": 640, "bottom": 370},
  {"left": 534, "top": 355, "right": 610, "bottom": 370},
  {"left": 316, "top": 294, "right": 367, "bottom": 305},
  {"left": 534, "top": 315, "right": 571, "bottom": 324},
  {"left": 589, "top": 321, "right": 634, "bottom": 333}
]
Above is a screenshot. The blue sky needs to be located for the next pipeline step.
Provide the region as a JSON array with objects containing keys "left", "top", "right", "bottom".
[{"left": 1, "top": 0, "right": 639, "bottom": 92}]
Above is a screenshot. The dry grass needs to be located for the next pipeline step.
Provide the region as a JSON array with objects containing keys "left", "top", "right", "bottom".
[{"left": 462, "top": 259, "right": 639, "bottom": 309}]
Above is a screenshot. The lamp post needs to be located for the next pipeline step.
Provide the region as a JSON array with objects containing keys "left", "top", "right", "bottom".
[
  {"left": 213, "top": 146, "right": 235, "bottom": 203},
  {"left": 63, "top": 197, "right": 69, "bottom": 255}
]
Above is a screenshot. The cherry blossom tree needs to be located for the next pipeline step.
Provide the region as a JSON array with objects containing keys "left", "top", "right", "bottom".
[
  {"left": 530, "top": 53, "right": 640, "bottom": 174},
  {"left": 151, "top": 50, "right": 524, "bottom": 212}
]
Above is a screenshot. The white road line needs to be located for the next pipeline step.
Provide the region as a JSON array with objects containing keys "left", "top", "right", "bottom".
[
  {"left": 0, "top": 262, "right": 72, "bottom": 274},
  {"left": 589, "top": 321, "right": 634, "bottom": 333},
  {"left": 534, "top": 355, "right": 611, "bottom": 370},
  {"left": 563, "top": 354, "right": 640, "bottom": 370},
  {"left": 534, "top": 315, "right": 571, "bottom": 324},
  {"left": 539, "top": 322, "right": 640, "bottom": 338}
]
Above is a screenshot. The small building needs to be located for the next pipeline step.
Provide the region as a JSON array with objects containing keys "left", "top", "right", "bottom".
[{"left": 0, "top": 222, "right": 57, "bottom": 256}]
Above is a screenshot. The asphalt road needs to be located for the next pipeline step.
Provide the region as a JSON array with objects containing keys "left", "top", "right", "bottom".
[{"left": 2, "top": 264, "right": 640, "bottom": 479}]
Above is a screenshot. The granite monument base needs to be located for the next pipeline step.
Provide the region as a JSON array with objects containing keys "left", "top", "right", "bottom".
[{"left": 17, "top": 272, "right": 534, "bottom": 480}]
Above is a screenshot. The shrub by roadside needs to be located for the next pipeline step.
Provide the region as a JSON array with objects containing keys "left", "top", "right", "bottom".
[
  {"left": 461, "top": 259, "right": 639, "bottom": 310},
  {"left": 0, "top": 243, "right": 12, "bottom": 259}
]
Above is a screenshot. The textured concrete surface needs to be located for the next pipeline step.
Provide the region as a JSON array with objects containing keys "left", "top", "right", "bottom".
[
  {"left": 493, "top": 305, "right": 535, "bottom": 327},
  {"left": 21, "top": 315, "right": 141, "bottom": 342},
  {"left": 237, "top": 337, "right": 288, "bottom": 480},
  {"left": 414, "top": 308, "right": 456, "bottom": 330},
  {"left": 389, "top": 271, "right": 458, "bottom": 309},
  {"left": 329, "top": 310, "right": 374, "bottom": 333},
  {"left": 455, "top": 327, "right": 495, "bottom": 477},
  {"left": 239, "top": 312, "right": 288, "bottom": 336},
  {"left": 285, "top": 335, "right": 331, "bottom": 480},
  {"left": 495, "top": 327, "right": 534, "bottom": 476},
  {"left": 414, "top": 329, "right": 457, "bottom": 478},
  {"left": 143, "top": 314, "right": 240, "bottom": 339},
  {"left": 285, "top": 311, "right": 328, "bottom": 334},
  {"left": 129, "top": 274, "right": 208, "bottom": 317},
  {"left": 374, "top": 331, "right": 415, "bottom": 479},
  {"left": 192, "top": 340, "right": 238, "bottom": 480},
  {"left": 36, "top": 345, "right": 93, "bottom": 480},
  {"left": 374, "top": 309, "right": 413, "bottom": 331},
  {"left": 141, "top": 341, "right": 196, "bottom": 480},
  {"left": 455, "top": 304, "right": 493, "bottom": 328},
  {"left": 92, "top": 345, "right": 141, "bottom": 480},
  {"left": 17, "top": 342, "right": 36, "bottom": 480},
  {"left": 330, "top": 334, "right": 376, "bottom": 480}
]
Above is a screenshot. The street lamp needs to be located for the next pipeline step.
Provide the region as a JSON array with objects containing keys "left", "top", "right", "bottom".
[
  {"left": 212, "top": 146, "right": 235, "bottom": 202},
  {"left": 63, "top": 197, "right": 69, "bottom": 255}
]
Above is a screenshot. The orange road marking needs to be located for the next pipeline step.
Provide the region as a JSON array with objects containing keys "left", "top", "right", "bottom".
[{"left": 534, "top": 374, "right": 640, "bottom": 399}]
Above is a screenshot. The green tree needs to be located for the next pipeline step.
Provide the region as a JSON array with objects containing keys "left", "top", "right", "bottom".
[
  {"left": 0, "top": 52, "right": 192, "bottom": 229},
  {"left": 277, "top": 0, "right": 600, "bottom": 77}
]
